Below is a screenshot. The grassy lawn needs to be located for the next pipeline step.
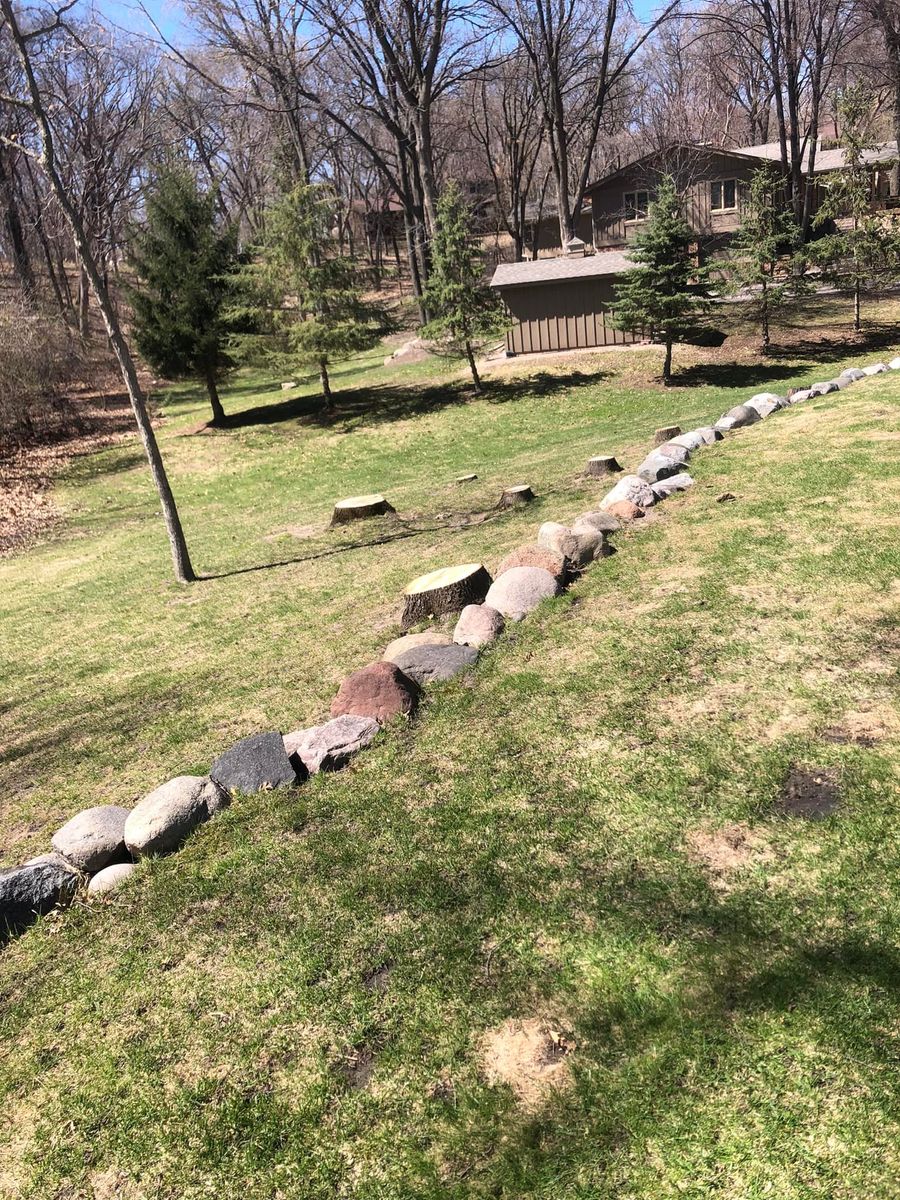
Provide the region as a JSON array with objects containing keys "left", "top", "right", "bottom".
[{"left": 1, "top": 295, "right": 899, "bottom": 1196}]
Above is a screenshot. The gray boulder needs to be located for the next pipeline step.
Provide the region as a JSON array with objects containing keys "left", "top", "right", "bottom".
[
  {"left": 210, "top": 731, "right": 298, "bottom": 794},
  {"left": 652, "top": 472, "right": 695, "bottom": 500},
  {"left": 809, "top": 380, "right": 838, "bottom": 396},
  {"left": 655, "top": 442, "right": 690, "bottom": 463},
  {"left": 636, "top": 453, "right": 684, "bottom": 484},
  {"left": 786, "top": 387, "right": 812, "bottom": 404},
  {"left": 889, "top": 357, "right": 900, "bottom": 370},
  {"left": 87, "top": 862, "right": 136, "bottom": 897},
  {"left": 383, "top": 630, "right": 452, "bottom": 664},
  {"left": 839, "top": 367, "right": 866, "bottom": 381},
  {"left": 484, "top": 566, "right": 560, "bottom": 621},
  {"left": 0, "top": 860, "right": 78, "bottom": 936},
  {"left": 392, "top": 642, "right": 478, "bottom": 685},
  {"left": 537, "top": 521, "right": 601, "bottom": 566},
  {"left": 572, "top": 510, "right": 621, "bottom": 535},
  {"left": 715, "top": 404, "right": 760, "bottom": 432},
  {"left": 51, "top": 805, "right": 130, "bottom": 873},
  {"left": 283, "top": 715, "right": 379, "bottom": 774},
  {"left": 745, "top": 393, "right": 782, "bottom": 417},
  {"left": 124, "top": 775, "right": 227, "bottom": 857},
  {"left": 863, "top": 362, "right": 888, "bottom": 375},
  {"left": 600, "top": 474, "right": 656, "bottom": 510},
  {"left": 453, "top": 604, "right": 504, "bottom": 648},
  {"left": 669, "top": 430, "right": 707, "bottom": 452}
]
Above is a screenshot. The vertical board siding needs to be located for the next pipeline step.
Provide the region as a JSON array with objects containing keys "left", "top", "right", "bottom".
[{"left": 501, "top": 275, "right": 641, "bottom": 355}]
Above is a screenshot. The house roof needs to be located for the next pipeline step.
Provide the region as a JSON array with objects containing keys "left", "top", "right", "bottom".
[
  {"left": 739, "top": 139, "right": 898, "bottom": 173},
  {"left": 490, "top": 250, "right": 634, "bottom": 289},
  {"left": 585, "top": 139, "right": 900, "bottom": 193}
]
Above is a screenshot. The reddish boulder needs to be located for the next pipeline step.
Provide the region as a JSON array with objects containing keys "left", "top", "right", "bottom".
[
  {"left": 497, "top": 543, "right": 569, "bottom": 584},
  {"left": 331, "top": 661, "right": 419, "bottom": 724},
  {"left": 605, "top": 500, "right": 645, "bottom": 521}
]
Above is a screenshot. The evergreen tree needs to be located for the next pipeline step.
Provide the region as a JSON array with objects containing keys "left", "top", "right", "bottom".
[
  {"left": 241, "top": 183, "right": 380, "bottom": 408},
  {"left": 611, "top": 174, "right": 711, "bottom": 384},
  {"left": 129, "top": 166, "right": 238, "bottom": 425},
  {"left": 809, "top": 84, "right": 900, "bottom": 332},
  {"left": 424, "top": 181, "right": 498, "bottom": 393},
  {"left": 730, "top": 167, "right": 809, "bottom": 350}
]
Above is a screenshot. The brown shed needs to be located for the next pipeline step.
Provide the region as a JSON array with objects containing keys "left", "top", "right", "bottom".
[{"left": 490, "top": 251, "right": 638, "bottom": 356}]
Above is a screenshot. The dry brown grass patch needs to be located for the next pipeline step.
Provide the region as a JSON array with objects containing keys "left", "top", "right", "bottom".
[
  {"left": 685, "top": 822, "right": 774, "bottom": 891},
  {"left": 480, "top": 1016, "right": 575, "bottom": 1109}
]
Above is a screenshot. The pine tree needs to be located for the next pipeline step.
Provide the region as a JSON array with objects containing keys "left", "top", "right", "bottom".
[
  {"left": 129, "top": 166, "right": 239, "bottom": 426},
  {"left": 611, "top": 174, "right": 711, "bottom": 384},
  {"left": 730, "top": 167, "right": 809, "bottom": 350},
  {"left": 809, "top": 84, "right": 900, "bottom": 332},
  {"left": 242, "top": 184, "right": 380, "bottom": 408},
  {"left": 424, "top": 181, "right": 498, "bottom": 393}
]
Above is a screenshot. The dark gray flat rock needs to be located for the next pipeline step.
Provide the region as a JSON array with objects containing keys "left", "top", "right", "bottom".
[
  {"left": 392, "top": 643, "right": 478, "bottom": 685},
  {"left": 0, "top": 860, "right": 78, "bottom": 937},
  {"left": 210, "top": 732, "right": 298, "bottom": 794}
]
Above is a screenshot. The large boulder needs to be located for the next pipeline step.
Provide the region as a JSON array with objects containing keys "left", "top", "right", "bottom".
[
  {"left": 571, "top": 510, "right": 621, "bottom": 535},
  {"left": 604, "top": 500, "right": 645, "bottom": 521},
  {"left": 745, "top": 393, "right": 783, "bottom": 417},
  {"left": 0, "top": 860, "right": 78, "bottom": 936},
  {"left": 889, "top": 357, "right": 900, "bottom": 371},
  {"left": 714, "top": 404, "right": 760, "bottom": 432},
  {"left": 652, "top": 472, "right": 695, "bottom": 501},
  {"left": 484, "top": 566, "right": 560, "bottom": 621},
  {"left": 669, "top": 429, "right": 707, "bottom": 452},
  {"left": 392, "top": 643, "right": 478, "bottom": 686},
  {"left": 383, "top": 630, "right": 452, "bottom": 664},
  {"left": 840, "top": 367, "right": 866, "bottom": 381},
  {"left": 331, "top": 661, "right": 419, "bottom": 723},
  {"left": 600, "top": 474, "right": 655, "bottom": 511},
  {"left": 453, "top": 604, "right": 504, "bottom": 648},
  {"left": 785, "top": 387, "right": 812, "bottom": 404},
  {"left": 283, "top": 715, "right": 379, "bottom": 774},
  {"left": 537, "top": 521, "right": 601, "bottom": 566},
  {"left": 51, "top": 805, "right": 130, "bottom": 873},
  {"left": 124, "top": 775, "right": 227, "bottom": 857},
  {"left": 863, "top": 362, "right": 888, "bottom": 375},
  {"left": 498, "top": 544, "right": 568, "bottom": 583},
  {"left": 654, "top": 442, "right": 690, "bottom": 463},
  {"left": 87, "top": 862, "right": 136, "bottom": 898},
  {"left": 809, "top": 380, "right": 838, "bottom": 396},
  {"left": 637, "top": 453, "right": 685, "bottom": 484},
  {"left": 210, "top": 731, "right": 298, "bottom": 794}
]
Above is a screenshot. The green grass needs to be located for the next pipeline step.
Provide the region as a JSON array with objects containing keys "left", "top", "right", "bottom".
[{"left": 1, "top": 296, "right": 900, "bottom": 1197}]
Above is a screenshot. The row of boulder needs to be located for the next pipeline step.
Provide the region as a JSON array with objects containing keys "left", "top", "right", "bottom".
[{"left": 2, "top": 353, "right": 895, "bottom": 939}]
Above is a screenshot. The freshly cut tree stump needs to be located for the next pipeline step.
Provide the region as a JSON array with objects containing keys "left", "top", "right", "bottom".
[
  {"left": 653, "top": 425, "right": 682, "bottom": 445},
  {"left": 401, "top": 563, "right": 492, "bottom": 630},
  {"left": 498, "top": 484, "right": 534, "bottom": 507},
  {"left": 585, "top": 455, "right": 623, "bottom": 478},
  {"left": 330, "top": 494, "right": 396, "bottom": 526}
]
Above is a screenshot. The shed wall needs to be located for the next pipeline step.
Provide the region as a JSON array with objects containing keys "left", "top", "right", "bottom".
[{"left": 500, "top": 276, "right": 639, "bottom": 355}]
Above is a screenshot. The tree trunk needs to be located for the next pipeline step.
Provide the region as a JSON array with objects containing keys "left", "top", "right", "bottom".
[
  {"left": 855, "top": 277, "right": 861, "bottom": 332},
  {"left": 663, "top": 339, "right": 673, "bottom": 384},
  {"left": 464, "top": 339, "right": 481, "bottom": 393},
  {"left": 762, "top": 276, "right": 770, "bottom": 349},
  {"left": 0, "top": 148, "right": 35, "bottom": 302},
  {"left": 205, "top": 367, "right": 226, "bottom": 426},
  {"left": 1, "top": 0, "right": 196, "bottom": 585},
  {"left": 77, "top": 265, "right": 90, "bottom": 338},
  {"left": 320, "top": 358, "right": 334, "bottom": 408}
]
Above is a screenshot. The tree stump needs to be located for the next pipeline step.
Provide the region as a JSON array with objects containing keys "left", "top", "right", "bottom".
[
  {"left": 401, "top": 563, "right": 492, "bottom": 630},
  {"left": 653, "top": 425, "right": 682, "bottom": 445},
  {"left": 585, "top": 455, "right": 623, "bottom": 477},
  {"left": 330, "top": 494, "right": 395, "bottom": 526},
  {"left": 498, "top": 484, "right": 535, "bottom": 507}
]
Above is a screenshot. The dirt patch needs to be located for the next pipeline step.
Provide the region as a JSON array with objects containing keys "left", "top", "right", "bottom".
[
  {"left": 778, "top": 764, "right": 841, "bottom": 819},
  {"left": 335, "top": 1045, "right": 376, "bottom": 1090},
  {"left": 480, "top": 1017, "right": 574, "bottom": 1109},
  {"left": 685, "top": 822, "right": 774, "bottom": 890},
  {"left": 822, "top": 705, "right": 898, "bottom": 746},
  {"left": 362, "top": 961, "right": 393, "bottom": 993},
  {"left": 88, "top": 1167, "right": 147, "bottom": 1199}
]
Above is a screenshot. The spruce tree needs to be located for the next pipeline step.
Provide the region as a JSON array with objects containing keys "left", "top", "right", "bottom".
[
  {"left": 424, "top": 181, "right": 497, "bottom": 393},
  {"left": 243, "top": 184, "right": 380, "bottom": 408},
  {"left": 730, "top": 167, "right": 809, "bottom": 350},
  {"left": 129, "top": 166, "right": 238, "bottom": 425},
  {"left": 809, "top": 84, "right": 900, "bottom": 332},
  {"left": 611, "top": 174, "right": 711, "bottom": 384}
]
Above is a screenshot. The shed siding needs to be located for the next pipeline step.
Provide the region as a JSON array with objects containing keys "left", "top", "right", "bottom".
[{"left": 500, "top": 275, "right": 639, "bottom": 355}]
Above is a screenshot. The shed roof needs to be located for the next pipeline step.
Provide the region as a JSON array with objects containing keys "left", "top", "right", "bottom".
[
  {"left": 490, "top": 250, "right": 634, "bottom": 289},
  {"left": 739, "top": 139, "right": 898, "bottom": 173}
]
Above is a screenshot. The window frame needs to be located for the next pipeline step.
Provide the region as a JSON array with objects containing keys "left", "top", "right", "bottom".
[
  {"left": 710, "top": 178, "right": 738, "bottom": 213},
  {"left": 623, "top": 189, "right": 650, "bottom": 223}
]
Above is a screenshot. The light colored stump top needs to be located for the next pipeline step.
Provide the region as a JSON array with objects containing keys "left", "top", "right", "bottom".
[
  {"left": 404, "top": 563, "right": 485, "bottom": 596},
  {"left": 333, "top": 494, "right": 388, "bottom": 510}
]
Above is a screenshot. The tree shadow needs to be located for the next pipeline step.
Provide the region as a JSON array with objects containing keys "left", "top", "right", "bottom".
[
  {"left": 768, "top": 323, "right": 900, "bottom": 363},
  {"left": 216, "top": 369, "right": 607, "bottom": 433},
  {"left": 672, "top": 361, "right": 804, "bottom": 389}
]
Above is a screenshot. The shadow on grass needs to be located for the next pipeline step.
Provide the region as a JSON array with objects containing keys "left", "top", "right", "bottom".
[
  {"left": 216, "top": 370, "right": 607, "bottom": 432},
  {"left": 672, "top": 361, "right": 805, "bottom": 389}
]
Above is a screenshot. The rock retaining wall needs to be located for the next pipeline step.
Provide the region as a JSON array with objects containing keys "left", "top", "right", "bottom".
[{"left": 3, "top": 356, "right": 897, "bottom": 940}]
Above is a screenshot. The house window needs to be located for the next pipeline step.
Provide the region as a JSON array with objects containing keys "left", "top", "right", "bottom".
[
  {"left": 711, "top": 179, "right": 737, "bottom": 211},
  {"left": 624, "top": 190, "right": 649, "bottom": 221}
]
